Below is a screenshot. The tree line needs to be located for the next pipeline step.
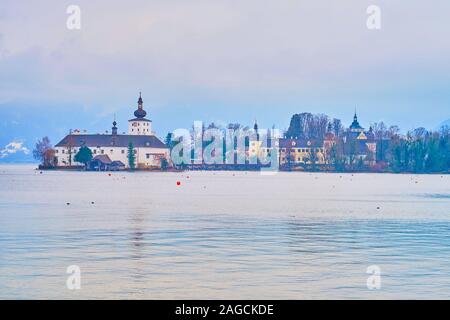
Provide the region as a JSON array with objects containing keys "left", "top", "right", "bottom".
[
  {"left": 284, "top": 112, "right": 450, "bottom": 173},
  {"left": 34, "top": 113, "right": 450, "bottom": 173}
]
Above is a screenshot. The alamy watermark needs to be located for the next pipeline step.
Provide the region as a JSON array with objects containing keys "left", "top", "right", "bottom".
[
  {"left": 367, "top": 5, "right": 382, "bottom": 30},
  {"left": 66, "top": 265, "right": 81, "bottom": 290},
  {"left": 66, "top": 5, "right": 81, "bottom": 30},
  {"left": 170, "top": 121, "right": 281, "bottom": 174},
  {"left": 366, "top": 265, "right": 381, "bottom": 290}
]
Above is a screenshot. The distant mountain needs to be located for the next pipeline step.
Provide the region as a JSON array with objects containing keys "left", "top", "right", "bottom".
[{"left": 0, "top": 102, "right": 109, "bottom": 163}]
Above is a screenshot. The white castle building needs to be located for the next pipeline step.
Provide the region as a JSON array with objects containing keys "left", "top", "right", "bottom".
[{"left": 54, "top": 93, "right": 169, "bottom": 169}]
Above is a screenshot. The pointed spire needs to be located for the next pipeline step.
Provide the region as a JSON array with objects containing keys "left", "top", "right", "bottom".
[
  {"left": 134, "top": 92, "right": 147, "bottom": 118},
  {"left": 254, "top": 119, "right": 259, "bottom": 141},
  {"left": 254, "top": 119, "right": 258, "bottom": 132},
  {"left": 350, "top": 107, "right": 363, "bottom": 132},
  {"left": 112, "top": 116, "right": 118, "bottom": 135}
]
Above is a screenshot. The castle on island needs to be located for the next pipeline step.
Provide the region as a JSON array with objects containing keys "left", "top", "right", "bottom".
[
  {"left": 55, "top": 93, "right": 169, "bottom": 169},
  {"left": 247, "top": 112, "right": 377, "bottom": 170},
  {"left": 54, "top": 93, "right": 377, "bottom": 171}
]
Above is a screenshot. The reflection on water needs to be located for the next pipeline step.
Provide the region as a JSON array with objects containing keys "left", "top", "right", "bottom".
[{"left": 0, "top": 165, "right": 449, "bottom": 299}]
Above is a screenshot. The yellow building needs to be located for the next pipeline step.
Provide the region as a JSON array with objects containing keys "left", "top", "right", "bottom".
[{"left": 279, "top": 138, "right": 326, "bottom": 167}]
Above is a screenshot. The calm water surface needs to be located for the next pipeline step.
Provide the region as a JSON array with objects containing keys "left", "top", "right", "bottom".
[{"left": 0, "top": 165, "right": 449, "bottom": 299}]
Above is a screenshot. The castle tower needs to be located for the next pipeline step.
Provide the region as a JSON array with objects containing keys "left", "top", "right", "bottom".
[
  {"left": 112, "top": 119, "right": 118, "bottom": 135},
  {"left": 349, "top": 111, "right": 364, "bottom": 133},
  {"left": 128, "top": 92, "right": 153, "bottom": 136},
  {"left": 254, "top": 119, "right": 259, "bottom": 141}
]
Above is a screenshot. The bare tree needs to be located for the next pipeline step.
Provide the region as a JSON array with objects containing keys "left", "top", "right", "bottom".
[
  {"left": 332, "top": 118, "right": 343, "bottom": 137},
  {"left": 314, "top": 114, "right": 329, "bottom": 140},
  {"left": 286, "top": 113, "right": 330, "bottom": 140},
  {"left": 372, "top": 122, "right": 388, "bottom": 162},
  {"left": 33, "top": 137, "right": 53, "bottom": 166},
  {"left": 372, "top": 122, "right": 388, "bottom": 139},
  {"left": 387, "top": 125, "right": 400, "bottom": 139}
]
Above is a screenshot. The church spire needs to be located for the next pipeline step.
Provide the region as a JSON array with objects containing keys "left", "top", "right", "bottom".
[
  {"left": 253, "top": 119, "right": 258, "bottom": 132},
  {"left": 112, "top": 115, "right": 118, "bottom": 135},
  {"left": 254, "top": 119, "right": 259, "bottom": 141},
  {"left": 350, "top": 107, "right": 364, "bottom": 132},
  {"left": 134, "top": 92, "right": 147, "bottom": 118}
]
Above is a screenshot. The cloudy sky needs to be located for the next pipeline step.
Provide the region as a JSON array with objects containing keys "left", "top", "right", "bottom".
[{"left": 0, "top": 0, "right": 449, "bottom": 161}]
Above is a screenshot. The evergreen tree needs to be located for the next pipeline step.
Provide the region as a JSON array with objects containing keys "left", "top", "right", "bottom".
[
  {"left": 127, "top": 142, "right": 136, "bottom": 170},
  {"left": 165, "top": 132, "right": 174, "bottom": 150},
  {"left": 74, "top": 146, "right": 93, "bottom": 167}
]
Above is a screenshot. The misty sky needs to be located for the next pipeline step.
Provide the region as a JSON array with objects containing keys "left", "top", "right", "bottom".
[{"left": 0, "top": 0, "right": 449, "bottom": 161}]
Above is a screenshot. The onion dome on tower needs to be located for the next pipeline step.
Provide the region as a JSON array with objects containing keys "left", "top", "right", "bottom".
[
  {"left": 134, "top": 92, "right": 147, "bottom": 118},
  {"left": 128, "top": 92, "right": 153, "bottom": 136},
  {"left": 112, "top": 119, "right": 118, "bottom": 135}
]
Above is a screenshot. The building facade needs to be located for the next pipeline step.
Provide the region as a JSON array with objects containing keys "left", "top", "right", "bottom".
[
  {"left": 54, "top": 93, "right": 169, "bottom": 169},
  {"left": 279, "top": 138, "right": 326, "bottom": 167},
  {"left": 277, "top": 112, "right": 376, "bottom": 169},
  {"left": 341, "top": 112, "right": 377, "bottom": 166}
]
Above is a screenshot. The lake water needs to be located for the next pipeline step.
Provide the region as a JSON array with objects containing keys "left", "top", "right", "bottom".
[{"left": 0, "top": 164, "right": 449, "bottom": 299}]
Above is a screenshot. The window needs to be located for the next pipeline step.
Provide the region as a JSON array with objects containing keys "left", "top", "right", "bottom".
[
  {"left": 110, "top": 149, "right": 113, "bottom": 153},
  {"left": 134, "top": 150, "right": 137, "bottom": 154},
  {"left": 146, "top": 154, "right": 150, "bottom": 159},
  {"left": 121, "top": 150, "right": 125, "bottom": 154},
  {"left": 101, "top": 150, "right": 104, "bottom": 154},
  {"left": 62, "top": 150, "right": 65, "bottom": 154},
  {"left": 55, "top": 150, "right": 59, "bottom": 154},
  {"left": 93, "top": 149, "right": 97, "bottom": 154}
]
